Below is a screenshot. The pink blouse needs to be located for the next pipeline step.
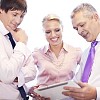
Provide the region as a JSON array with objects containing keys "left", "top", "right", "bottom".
[{"left": 33, "top": 43, "right": 82, "bottom": 86}]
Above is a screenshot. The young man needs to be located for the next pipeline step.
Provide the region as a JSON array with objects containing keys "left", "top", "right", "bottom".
[
  {"left": 0, "top": 0, "right": 36, "bottom": 99},
  {"left": 62, "top": 3, "right": 100, "bottom": 100}
]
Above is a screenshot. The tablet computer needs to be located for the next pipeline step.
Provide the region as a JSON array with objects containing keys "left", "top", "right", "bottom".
[{"left": 34, "top": 80, "right": 80, "bottom": 100}]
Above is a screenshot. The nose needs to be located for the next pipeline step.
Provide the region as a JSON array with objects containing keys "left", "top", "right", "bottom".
[
  {"left": 51, "top": 31, "right": 56, "bottom": 37},
  {"left": 15, "top": 16, "right": 22, "bottom": 25},
  {"left": 77, "top": 27, "right": 83, "bottom": 35}
]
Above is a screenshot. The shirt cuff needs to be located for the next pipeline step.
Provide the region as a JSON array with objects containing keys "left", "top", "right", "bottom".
[{"left": 96, "top": 87, "right": 100, "bottom": 99}]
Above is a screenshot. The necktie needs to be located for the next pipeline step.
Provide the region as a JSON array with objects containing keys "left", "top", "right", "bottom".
[
  {"left": 7, "top": 33, "right": 29, "bottom": 100},
  {"left": 18, "top": 86, "right": 29, "bottom": 100},
  {"left": 81, "top": 40, "right": 98, "bottom": 82},
  {"left": 7, "top": 32, "right": 16, "bottom": 49}
]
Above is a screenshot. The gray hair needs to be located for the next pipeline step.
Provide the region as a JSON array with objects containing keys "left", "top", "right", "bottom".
[{"left": 71, "top": 3, "right": 97, "bottom": 19}]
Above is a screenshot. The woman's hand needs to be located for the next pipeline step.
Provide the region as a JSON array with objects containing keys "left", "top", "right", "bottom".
[{"left": 28, "top": 86, "right": 50, "bottom": 100}]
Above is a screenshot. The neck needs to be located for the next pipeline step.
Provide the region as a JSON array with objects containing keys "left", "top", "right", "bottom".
[{"left": 50, "top": 42, "right": 63, "bottom": 57}]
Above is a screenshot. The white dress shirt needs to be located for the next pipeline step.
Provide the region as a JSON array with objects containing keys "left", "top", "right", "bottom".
[
  {"left": 74, "top": 33, "right": 100, "bottom": 100},
  {"left": 0, "top": 21, "right": 37, "bottom": 99}
]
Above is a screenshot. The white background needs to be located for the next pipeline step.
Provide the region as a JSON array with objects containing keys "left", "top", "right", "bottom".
[{"left": 20, "top": 0, "right": 99, "bottom": 90}]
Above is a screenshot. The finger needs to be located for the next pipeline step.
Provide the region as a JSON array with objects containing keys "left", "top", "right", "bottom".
[
  {"left": 62, "top": 90, "right": 71, "bottom": 96},
  {"left": 40, "top": 97, "right": 46, "bottom": 100},
  {"left": 30, "top": 93, "right": 41, "bottom": 98},
  {"left": 63, "top": 86, "right": 80, "bottom": 92},
  {"left": 29, "top": 93, "right": 36, "bottom": 98},
  {"left": 41, "top": 97, "right": 50, "bottom": 100},
  {"left": 63, "top": 86, "right": 71, "bottom": 90},
  {"left": 29, "top": 91, "right": 40, "bottom": 98},
  {"left": 45, "top": 97, "right": 50, "bottom": 100},
  {"left": 63, "top": 86, "right": 85, "bottom": 96},
  {"left": 77, "top": 81, "right": 87, "bottom": 88},
  {"left": 62, "top": 91, "right": 85, "bottom": 100}
]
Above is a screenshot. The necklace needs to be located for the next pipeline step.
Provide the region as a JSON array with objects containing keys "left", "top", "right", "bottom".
[{"left": 47, "top": 52, "right": 65, "bottom": 68}]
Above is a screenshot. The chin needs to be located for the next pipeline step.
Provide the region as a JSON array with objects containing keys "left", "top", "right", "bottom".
[
  {"left": 51, "top": 43, "right": 58, "bottom": 46},
  {"left": 86, "top": 39, "right": 92, "bottom": 42},
  {"left": 10, "top": 25, "right": 17, "bottom": 30}
]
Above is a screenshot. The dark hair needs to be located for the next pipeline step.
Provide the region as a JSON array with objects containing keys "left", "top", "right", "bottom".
[{"left": 0, "top": 0, "right": 27, "bottom": 13}]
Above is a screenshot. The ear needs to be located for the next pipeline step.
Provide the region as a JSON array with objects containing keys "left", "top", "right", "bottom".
[
  {"left": 0, "top": 9, "right": 3, "bottom": 14},
  {"left": 93, "top": 13, "right": 99, "bottom": 21},
  {"left": 61, "top": 24, "right": 63, "bottom": 31}
]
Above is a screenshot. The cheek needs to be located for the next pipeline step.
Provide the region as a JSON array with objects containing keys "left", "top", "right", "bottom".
[
  {"left": 45, "top": 34, "right": 50, "bottom": 41},
  {"left": 3, "top": 19, "right": 10, "bottom": 28},
  {"left": 19, "top": 19, "right": 23, "bottom": 25},
  {"left": 58, "top": 32, "right": 62, "bottom": 39},
  {"left": 88, "top": 22, "right": 94, "bottom": 31},
  {"left": 6, "top": 17, "right": 13, "bottom": 26},
  {"left": 60, "top": 33, "right": 62, "bottom": 38}
]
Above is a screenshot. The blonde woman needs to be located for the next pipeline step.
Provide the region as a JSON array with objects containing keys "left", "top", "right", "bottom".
[{"left": 29, "top": 14, "right": 82, "bottom": 100}]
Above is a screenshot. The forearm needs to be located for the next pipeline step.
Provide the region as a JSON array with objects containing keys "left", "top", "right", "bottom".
[
  {"left": 20, "top": 55, "right": 37, "bottom": 83},
  {"left": 0, "top": 42, "right": 33, "bottom": 83}
]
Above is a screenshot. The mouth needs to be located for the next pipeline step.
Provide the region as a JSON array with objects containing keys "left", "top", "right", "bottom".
[
  {"left": 82, "top": 32, "right": 88, "bottom": 39},
  {"left": 50, "top": 37, "right": 59, "bottom": 42},
  {"left": 13, "top": 23, "right": 17, "bottom": 27},
  {"left": 11, "top": 24, "right": 18, "bottom": 30}
]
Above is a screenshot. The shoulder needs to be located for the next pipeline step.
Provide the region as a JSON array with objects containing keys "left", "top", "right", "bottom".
[
  {"left": 64, "top": 43, "right": 82, "bottom": 53},
  {"left": 32, "top": 45, "right": 46, "bottom": 55}
]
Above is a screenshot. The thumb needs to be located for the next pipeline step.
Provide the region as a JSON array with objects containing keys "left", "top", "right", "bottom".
[{"left": 77, "top": 81, "right": 87, "bottom": 88}]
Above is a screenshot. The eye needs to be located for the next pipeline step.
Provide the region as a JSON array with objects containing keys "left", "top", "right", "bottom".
[
  {"left": 55, "top": 28, "right": 60, "bottom": 32},
  {"left": 80, "top": 24, "right": 84, "bottom": 27},
  {"left": 73, "top": 27, "right": 78, "bottom": 31},
  {"left": 20, "top": 15, "right": 24, "bottom": 19},
  {"left": 13, "top": 13, "right": 17, "bottom": 16},
  {"left": 45, "top": 31, "right": 51, "bottom": 34},
  {"left": 79, "top": 22, "right": 85, "bottom": 27},
  {"left": 20, "top": 13, "right": 25, "bottom": 19}
]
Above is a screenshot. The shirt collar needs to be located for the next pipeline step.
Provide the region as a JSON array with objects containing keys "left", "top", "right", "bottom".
[
  {"left": 42, "top": 44, "right": 50, "bottom": 53},
  {"left": 96, "top": 33, "right": 100, "bottom": 41},
  {"left": 0, "top": 20, "right": 9, "bottom": 36},
  {"left": 63, "top": 42, "right": 69, "bottom": 51}
]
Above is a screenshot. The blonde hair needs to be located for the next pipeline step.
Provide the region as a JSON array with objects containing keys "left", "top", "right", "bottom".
[
  {"left": 42, "top": 14, "right": 62, "bottom": 25},
  {"left": 71, "top": 3, "right": 97, "bottom": 19}
]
